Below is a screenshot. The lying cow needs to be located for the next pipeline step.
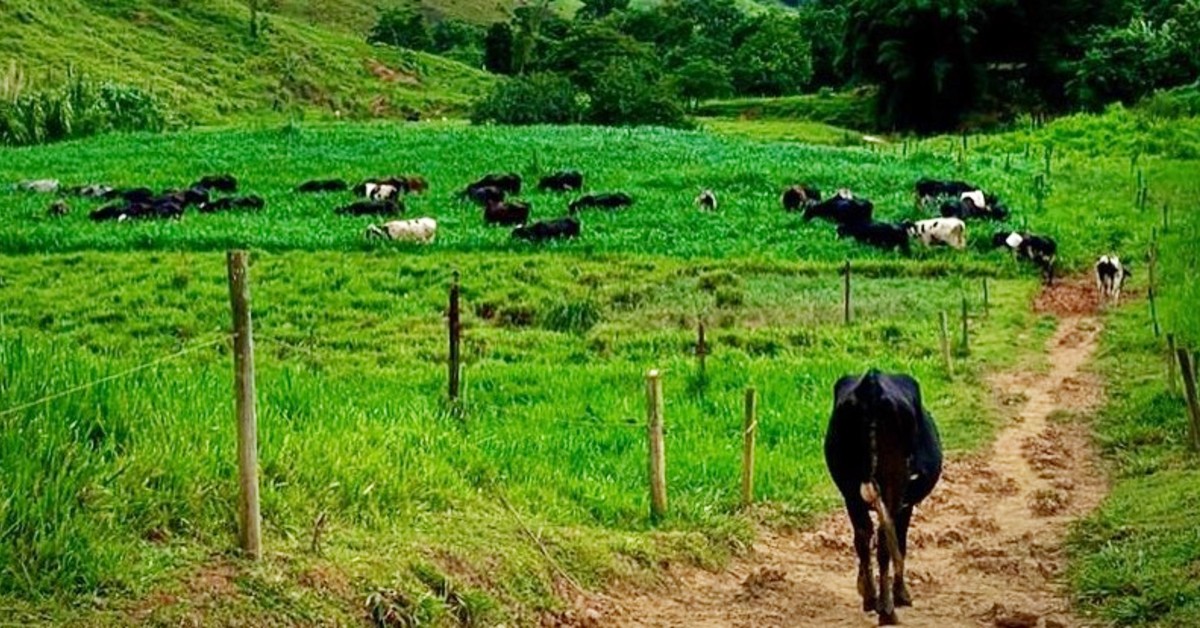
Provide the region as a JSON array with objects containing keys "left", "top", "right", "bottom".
[
  {"left": 569, "top": 192, "right": 633, "bottom": 214},
  {"left": 904, "top": 218, "right": 966, "bottom": 250},
  {"left": 193, "top": 174, "right": 237, "bottom": 193},
  {"left": 335, "top": 199, "right": 404, "bottom": 216},
  {"left": 466, "top": 173, "right": 521, "bottom": 197},
  {"left": 1095, "top": 255, "right": 1130, "bottom": 304},
  {"left": 781, "top": 185, "right": 822, "bottom": 212},
  {"left": 914, "top": 178, "right": 976, "bottom": 204},
  {"left": 824, "top": 369, "right": 942, "bottom": 626},
  {"left": 466, "top": 185, "right": 505, "bottom": 205},
  {"left": 198, "top": 195, "right": 265, "bottom": 213},
  {"left": 993, "top": 231, "right": 1057, "bottom": 284},
  {"left": 296, "top": 179, "right": 349, "bottom": 193},
  {"left": 538, "top": 170, "right": 584, "bottom": 192},
  {"left": 365, "top": 218, "right": 437, "bottom": 243},
  {"left": 805, "top": 190, "right": 874, "bottom": 226},
  {"left": 512, "top": 217, "right": 580, "bottom": 242},
  {"left": 484, "top": 200, "right": 531, "bottom": 226},
  {"left": 837, "top": 221, "right": 911, "bottom": 254},
  {"left": 17, "top": 179, "right": 60, "bottom": 193},
  {"left": 939, "top": 193, "right": 1008, "bottom": 221},
  {"left": 696, "top": 189, "right": 717, "bottom": 212},
  {"left": 67, "top": 184, "right": 116, "bottom": 198},
  {"left": 353, "top": 181, "right": 401, "bottom": 202},
  {"left": 90, "top": 198, "right": 185, "bottom": 221}
]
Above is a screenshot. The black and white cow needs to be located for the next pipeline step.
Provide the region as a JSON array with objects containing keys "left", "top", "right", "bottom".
[
  {"left": 836, "top": 221, "right": 911, "bottom": 254},
  {"left": 538, "top": 170, "right": 584, "bottom": 192},
  {"left": 781, "top": 185, "right": 822, "bottom": 212},
  {"left": 1095, "top": 255, "right": 1130, "bottom": 303},
  {"left": 696, "top": 189, "right": 717, "bottom": 211},
  {"left": 993, "top": 231, "right": 1058, "bottom": 284},
  {"left": 824, "top": 369, "right": 943, "bottom": 626},
  {"left": 568, "top": 192, "right": 633, "bottom": 214},
  {"left": 198, "top": 195, "right": 266, "bottom": 213},
  {"left": 512, "top": 217, "right": 580, "bottom": 242},
  {"left": 804, "top": 190, "right": 874, "bottom": 226},
  {"left": 914, "top": 178, "right": 976, "bottom": 204},
  {"left": 904, "top": 218, "right": 967, "bottom": 250}
]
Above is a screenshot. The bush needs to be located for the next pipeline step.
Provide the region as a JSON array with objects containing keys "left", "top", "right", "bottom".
[
  {"left": 367, "top": 6, "right": 432, "bottom": 52},
  {"left": 0, "top": 71, "right": 166, "bottom": 147},
  {"left": 587, "top": 62, "right": 690, "bottom": 128},
  {"left": 470, "top": 73, "right": 583, "bottom": 125}
]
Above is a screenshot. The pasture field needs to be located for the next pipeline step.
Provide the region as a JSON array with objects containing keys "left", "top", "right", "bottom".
[{"left": 0, "top": 117, "right": 1197, "bottom": 625}]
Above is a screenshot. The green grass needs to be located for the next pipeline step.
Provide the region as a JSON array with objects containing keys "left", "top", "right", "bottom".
[
  {"left": 696, "top": 91, "right": 876, "bottom": 130},
  {"left": 698, "top": 117, "right": 864, "bottom": 147},
  {"left": 0, "top": 0, "right": 494, "bottom": 124}
]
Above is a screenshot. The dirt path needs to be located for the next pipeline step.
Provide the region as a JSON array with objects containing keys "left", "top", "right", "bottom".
[{"left": 592, "top": 312, "right": 1108, "bottom": 628}]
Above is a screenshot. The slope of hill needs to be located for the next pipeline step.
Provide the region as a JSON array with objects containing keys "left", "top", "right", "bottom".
[{"left": 0, "top": 0, "right": 495, "bottom": 123}]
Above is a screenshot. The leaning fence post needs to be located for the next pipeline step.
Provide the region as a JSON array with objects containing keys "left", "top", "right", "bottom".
[
  {"left": 741, "top": 388, "right": 758, "bottom": 508},
  {"left": 1177, "top": 351, "right": 1200, "bottom": 452},
  {"left": 843, "top": 260, "right": 852, "bottom": 325},
  {"left": 939, "top": 311, "right": 953, "bottom": 378},
  {"left": 226, "top": 250, "right": 261, "bottom": 560},
  {"left": 646, "top": 370, "right": 667, "bottom": 520},
  {"left": 448, "top": 270, "right": 461, "bottom": 401}
]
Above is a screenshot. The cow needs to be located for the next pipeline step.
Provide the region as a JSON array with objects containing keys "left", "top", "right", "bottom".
[
  {"left": 48, "top": 200, "right": 70, "bottom": 217},
  {"left": 67, "top": 184, "right": 116, "bottom": 198},
  {"left": 569, "top": 192, "right": 633, "bottom": 214},
  {"left": 836, "top": 221, "right": 911, "bottom": 254},
  {"left": 352, "top": 181, "right": 401, "bottom": 202},
  {"left": 296, "top": 179, "right": 349, "bottom": 193},
  {"left": 824, "top": 369, "right": 942, "bottom": 626},
  {"left": 160, "top": 187, "right": 211, "bottom": 208},
  {"left": 538, "top": 171, "right": 584, "bottom": 192},
  {"left": 484, "top": 200, "right": 531, "bottom": 226},
  {"left": 193, "top": 174, "right": 238, "bottom": 193},
  {"left": 335, "top": 199, "right": 404, "bottom": 216},
  {"left": 992, "top": 231, "right": 1058, "bottom": 284},
  {"left": 805, "top": 191, "right": 874, "bottom": 226},
  {"left": 119, "top": 187, "right": 156, "bottom": 204},
  {"left": 914, "top": 178, "right": 976, "bottom": 204},
  {"left": 696, "top": 189, "right": 717, "bottom": 211},
  {"left": 17, "top": 179, "right": 60, "bottom": 193},
  {"left": 466, "top": 173, "right": 521, "bottom": 197},
  {"left": 198, "top": 195, "right": 265, "bottom": 213},
  {"left": 512, "top": 217, "right": 580, "bottom": 242},
  {"left": 938, "top": 195, "right": 1009, "bottom": 221},
  {"left": 89, "top": 198, "right": 184, "bottom": 221},
  {"left": 466, "top": 185, "right": 506, "bottom": 206},
  {"left": 365, "top": 217, "right": 437, "bottom": 243},
  {"left": 1095, "top": 255, "right": 1130, "bottom": 303},
  {"left": 781, "top": 185, "right": 822, "bottom": 212},
  {"left": 904, "top": 218, "right": 967, "bottom": 250}
]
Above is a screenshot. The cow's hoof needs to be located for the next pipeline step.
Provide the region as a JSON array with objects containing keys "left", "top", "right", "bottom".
[
  {"left": 862, "top": 595, "right": 878, "bottom": 613},
  {"left": 877, "top": 610, "right": 899, "bottom": 626},
  {"left": 894, "top": 583, "right": 913, "bottom": 607}
]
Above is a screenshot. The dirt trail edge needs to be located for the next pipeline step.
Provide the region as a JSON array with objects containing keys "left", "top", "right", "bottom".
[{"left": 596, "top": 314, "right": 1107, "bottom": 628}]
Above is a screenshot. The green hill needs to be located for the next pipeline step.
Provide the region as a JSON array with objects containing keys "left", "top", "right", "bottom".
[{"left": 0, "top": 0, "right": 495, "bottom": 123}]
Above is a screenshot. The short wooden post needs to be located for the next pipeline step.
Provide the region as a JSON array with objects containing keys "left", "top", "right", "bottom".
[
  {"left": 939, "top": 311, "right": 953, "bottom": 378},
  {"left": 982, "top": 278, "right": 990, "bottom": 318},
  {"left": 741, "top": 388, "right": 758, "bottom": 508},
  {"left": 843, "top": 260, "right": 852, "bottom": 325},
  {"left": 1163, "top": 203, "right": 1170, "bottom": 233},
  {"left": 960, "top": 297, "right": 970, "bottom": 356},
  {"left": 448, "top": 271, "right": 461, "bottom": 401},
  {"left": 696, "top": 321, "right": 708, "bottom": 379},
  {"left": 1177, "top": 350, "right": 1200, "bottom": 452},
  {"left": 226, "top": 250, "right": 262, "bottom": 560},
  {"left": 1149, "top": 286, "right": 1161, "bottom": 338},
  {"left": 1167, "top": 334, "right": 1178, "bottom": 395},
  {"left": 646, "top": 370, "right": 667, "bottom": 520}
]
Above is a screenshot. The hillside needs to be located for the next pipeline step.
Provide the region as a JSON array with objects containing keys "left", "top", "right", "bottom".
[{"left": 0, "top": 0, "right": 495, "bottom": 123}]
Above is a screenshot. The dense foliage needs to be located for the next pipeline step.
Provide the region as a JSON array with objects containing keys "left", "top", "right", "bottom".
[{"left": 0, "top": 71, "right": 165, "bottom": 147}]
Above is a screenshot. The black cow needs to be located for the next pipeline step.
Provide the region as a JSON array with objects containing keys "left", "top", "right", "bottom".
[
  {"left": 466, "top": 185, "right": 506, "bottom": 205},
  {"left": 296, "top": 179, "right": 349, "bottom": 193},
  {"left": 193, "top": 174, "right": 238, "bottom": 193},
  {"left": 335, "top": 199, "right": 404, "bottom": 217},
  {"left": 805, "top": 195, "right": 874, "bottom": 226},
  {"left": 160, "top": 187, "right": 211, "bottom": 208},
  {"left": 119, "top": 187, "right": 156, "bottom": 204},
  {"left": 992, "top": 231, "right": 1058, "bottom": 284},
  {"left": 512, "top": 217, "right": 580, "bottom": 241},
  {"left": 538, "top": 170, "right": 584, "bottom": 192},
  {"left": 836, "top": 221, "right": 911, "bottom": 254},
  {"left": 781, "top": 185, "right": 822, "bottom": 212},
  {"left": 466, "top": 173, "right": 521, "bottom": 197},
  {"left": 568, "top": 192, "right": 633, "bottom": 214},
  {"left": 90, "top": 198, "right": 184, "bottom": 221},
  {"left": 914, "top": 178, "right": 976, "bottom": 202},
  {"left": 484, "top": 200, "right": 531, "bottom": 226},
  {"left": 825, "top": 370, "right": 942, "bottom": 626},
  {"left": 198, "top": 195, "right": 265, "bottom": 213}
]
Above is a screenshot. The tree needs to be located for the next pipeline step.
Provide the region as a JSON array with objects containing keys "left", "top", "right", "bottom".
[
  {"left": 368, "top": 6, "right": 432, "bottom": 52},
  {"left": 546, "top": 24, "right": 655, "bottom": 91},
  {"left": 577, "top": 0, "right": 630, "bottom": 21},
  {"left": 484, "top": 22, "right": 515, "bottom": 75},
  {"left": 587, "top": 61, "right": 689, "bottom": 128},
  {"left": 669, "top": 60, "right": 734, "bottom": 109},
  {"left": 471, "top": 73, "right": 583, "bottom": 124},
  {"left": 731, "top": 17, "right": 814, "bottom": 96},
  {"left": 1068, "top": 9, "right": 1200, "bottom": 109}
]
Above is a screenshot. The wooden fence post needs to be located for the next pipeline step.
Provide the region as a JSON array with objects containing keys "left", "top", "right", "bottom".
[
  {"left": 960, "top": 297, "right": 970, "bottom": 356},
  {"left": 696, "top": 321, "right": 708, "bottom": 380},
  {"left": 448, "top": 270, "right": 461, "bottom": 401},
  {"left": 646, "top": 370, "right": 667, "bottom": 520},
  {"left": 1177, "top": 351, "right": 1200, "bottom": 452},
  {"left": 226, "top": 250, "right": 261, "bottom": 560},
  {"left": 741, "top": 388, "right": 758, "bottom": 508},
  {"left": 843, "top": 260, "right": 852, "bottom": 325},
  {"left": 1149, "top": 287, "right": 1161, "bottom": 338},
  {"left": 1167, "top": 333, "right": 1178, "bottom": 395},
  {"left": 939, "top": 311, "right": 953, "bottom": 378},
  {"left": 982, "top": 278, "right": 990, "bottom": 318},
  {"left": 1163, "top": 203, "right": 1170, "bottom": 233}
]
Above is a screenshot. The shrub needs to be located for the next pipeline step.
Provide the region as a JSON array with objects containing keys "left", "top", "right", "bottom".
[
  {"left": 367, "top": 6, "right": 432, "bottom": 52},
  {"left": 0, "top": 70, "right": 166, "bottom": 147},
  {"left": 587, "top": 62, "right": 690, "bottom": 128},
  {"left": 470, "top": 73, "right": 583, "bottom": 125}
]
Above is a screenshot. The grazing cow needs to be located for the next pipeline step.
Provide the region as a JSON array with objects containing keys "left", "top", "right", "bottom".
[
  {"left": 465, "top": 185, "right": 505, "bottom": 205},
  {"left": 696, "top": 189, "right": 717, "bottom": 211},
  {"left": 198, "top": 195, "right": 265, "bottom": 213},
  {"left": 67, "top": 184, "right": 116, "bottom": 198},
  {"left": 904, "top": 218, "right": 967, "bottom": 250},
  {"left": 484, "top": 200, "right": 531, "bottom": 226},
  {"left": 992, "top": 231, "right": 1058, "bottom": 284},
  {"left": 335, "top": 199, "right": 404, "bottom": 216},
  {"left": 825, "top": 369, "right": 942, "bottom": 626},
  {"left": 914, "top": 178, "right": 976, "bottom": 203},
  {"left": 512, "top": 217, "right": 580, "bottom": 242},
  {"left": 365, "top": 217, "right": 437, "bottom": 243},
  {"left": 538, "top": 170, "right": 584, "bottom": 192},
  {"left": 1095, "top": 255, "right": 1130, "bottom": 303},
  {"left": 17, "top": 179, "right": 60, "bottom": 193},
  {"left": 466, "top": 173, "right": 521, "bottom": 196},
  {"left": 781, "top": 185, "right": 822, "bottom": 212},
  {"left": 296, "top": 179, "right": 349, "bottom": 193},
  {"left": 837, "top": 221, "right": 911, "bottom": 254},
  {"left": 569, "top": 192, "right": 634, "bottom": 214},
  {"left": 804, "top": 194, "right": 874, "bottom": 226},
  {"left": 939, "top": 195, "right": 1009, "bottom": 221},
  {"left": 161, "top": 187, "right": 211, "bottom": 208},
  {"left": 48, "top": 200, "right": 70, "bottom": 217},
  {"left": 193, "top": 174, "right": 238, "bottom": 193}
]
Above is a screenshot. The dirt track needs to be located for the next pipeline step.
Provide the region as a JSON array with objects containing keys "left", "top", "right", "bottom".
[{"left": 581, "top": 290, "right": 1108, "bottom": 627}]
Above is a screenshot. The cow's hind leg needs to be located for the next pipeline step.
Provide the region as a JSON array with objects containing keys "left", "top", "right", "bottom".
[
  {"left": 876, "top": 525, "right": 897, "bottom": 625},
  {"left": 849, "top": 502, "right": 877, "bottom": 612},
  {"left": 893, "top": 506, "right": 914, "bottom": 607}
]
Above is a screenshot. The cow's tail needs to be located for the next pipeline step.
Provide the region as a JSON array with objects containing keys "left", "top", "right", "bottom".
[{"left": 857, "top": 370, "right": 904, "bottom": 571}]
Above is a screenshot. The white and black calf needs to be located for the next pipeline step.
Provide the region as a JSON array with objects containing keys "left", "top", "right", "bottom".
[
  {"left": 824, "top": 370, "right": 943, "bottom": 626},
  {"left": 1095, "top": 255, "right": 1130, "bottom": 303},
  {"left": 993, "top": 231, "right": 1058, "bottom": 284},
  {"left": 905, "top": 218, "right": 966, "bottom": 250}
]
